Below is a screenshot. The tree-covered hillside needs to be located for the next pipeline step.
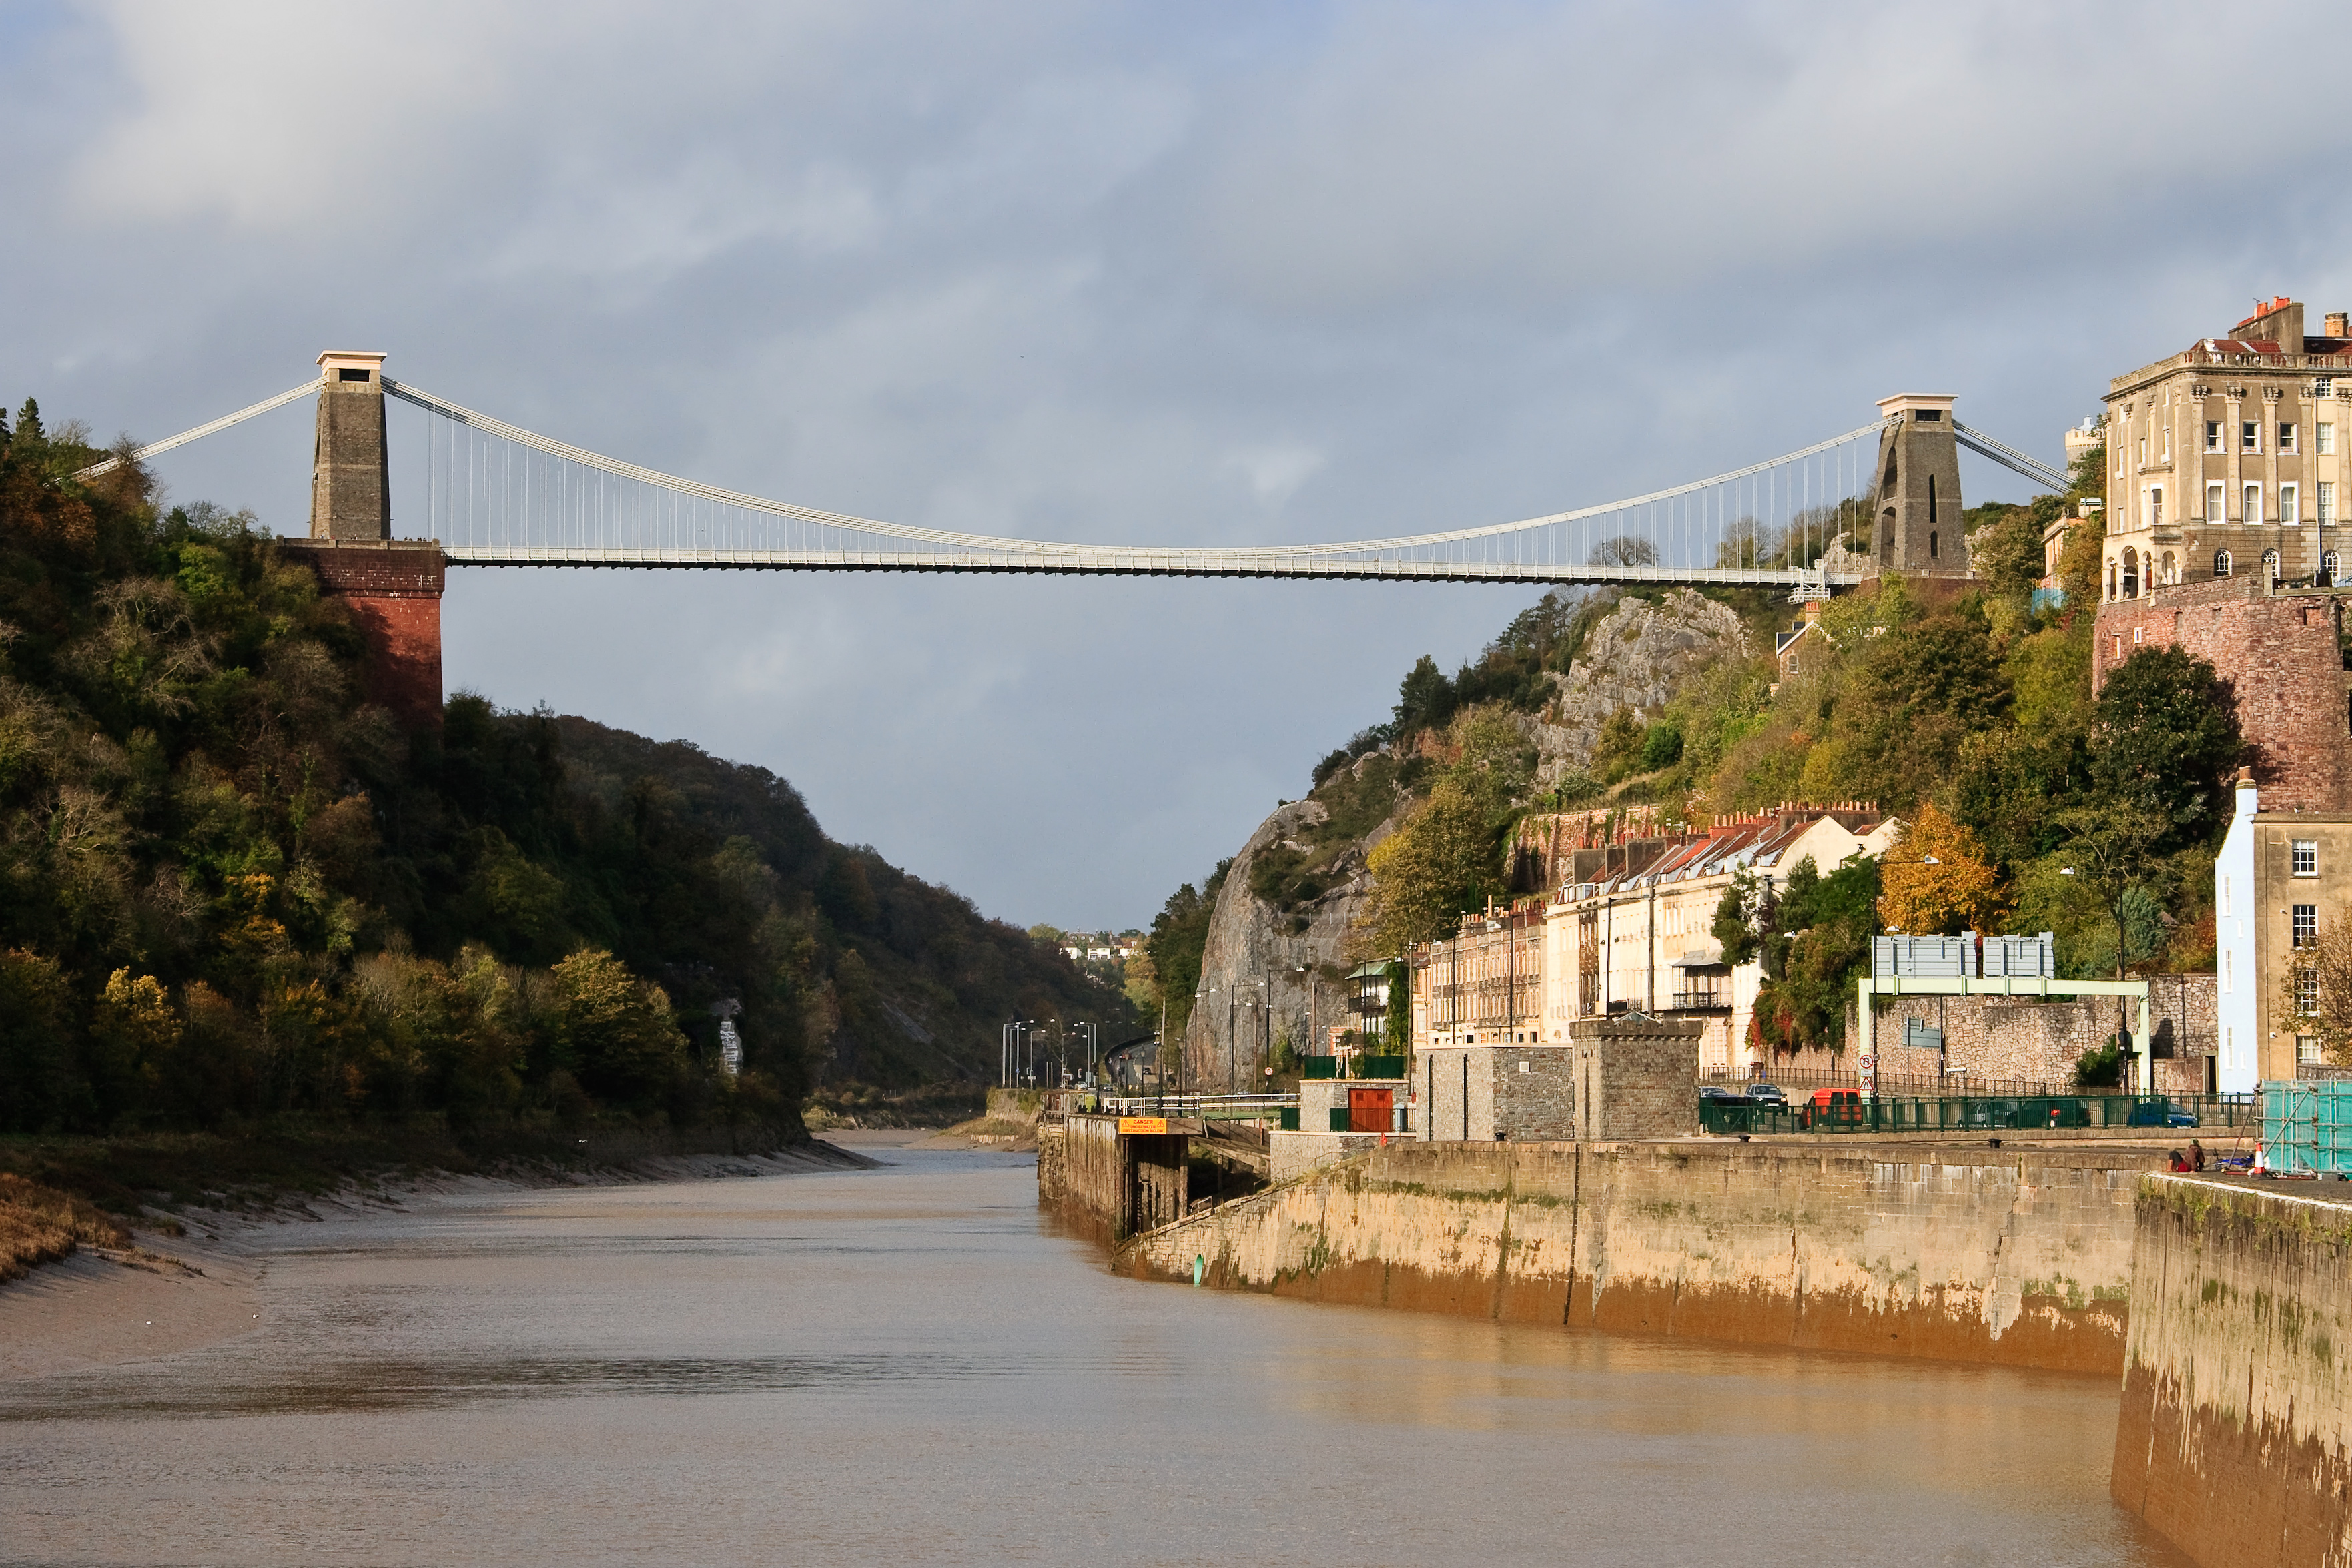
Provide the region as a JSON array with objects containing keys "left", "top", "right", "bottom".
[{"left": 0, "top": 398, "right": 1126, "bottom": 1139}]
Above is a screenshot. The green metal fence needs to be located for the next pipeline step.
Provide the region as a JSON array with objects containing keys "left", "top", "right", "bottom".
[{"left": 1698, "top": 1092, "right": 2257, "bottom": 1137}]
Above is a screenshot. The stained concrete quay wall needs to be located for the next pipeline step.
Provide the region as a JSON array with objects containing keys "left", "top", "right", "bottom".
[
  {"left": 1042, "top": 1116, "right": 1190, "bottom": 1240},
  {"left": 1112, "top": 1140, "right": 2162, "bottom": 1373},
  {"left": 2110, "top": 1178, "right": 2352, "bottom": 1567}
]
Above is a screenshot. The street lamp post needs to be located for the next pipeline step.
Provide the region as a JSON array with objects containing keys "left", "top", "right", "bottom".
[
  {"left": 1256, "top": 977, "right": 1274, "bottom": 1082},
  {"left": 1294, "top": 963, "right": 1314, "bottom": 1067},
  {"left": 1185, "top": 992, "right": 1204, "bottom": 1104}
]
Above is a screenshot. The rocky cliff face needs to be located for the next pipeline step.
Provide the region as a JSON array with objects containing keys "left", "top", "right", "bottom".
[
  {"left": 1186, "top": 589, "right": 1751, "bottom": 1086},
  {"left": 1184, "top": 783, "right": 1405, "bottom": 1090},
  {"left": 1531, "top": 588, "right": 1750, "bottom": 784}
]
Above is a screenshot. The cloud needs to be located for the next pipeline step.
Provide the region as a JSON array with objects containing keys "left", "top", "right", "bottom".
[
  {"left": 72, "top": 0, "right": 518, "bottom": 230},
  {"left": 19, "top": 0, "right": 2352, "bottom": 929},
  {"left": 1226, "top": 444, "right": 1326, "bottom": 507},
  {"left": 1183, "top": 2, "right": 2352, "bottom": 310}
]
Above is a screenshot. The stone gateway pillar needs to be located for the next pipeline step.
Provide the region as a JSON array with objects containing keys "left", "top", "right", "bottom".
[
  {"left": 1870, "top": 393, "right": 1969, "bottom": 577},
  {"left": 282, "top": 352, "right": 446, "bottom": 731}
]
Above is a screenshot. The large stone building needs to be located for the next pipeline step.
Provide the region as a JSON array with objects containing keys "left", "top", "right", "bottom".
[
  {"left": 2102, "top": 296, "right": 2352, "bottom": 599},
  {"left": 2094, "top": 297, "right": 2352, "bottom": 811},
  {"left": 2215, "top": 769, "right": 2352, "bottom": 1090}
]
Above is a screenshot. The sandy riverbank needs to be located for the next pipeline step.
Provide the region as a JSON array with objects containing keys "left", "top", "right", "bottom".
[
  {"left": 0, "top": 1141, "right": 874, "bottom": 1383},
  {"left": 850, "top": 1120, "right": 1041, "bottom": 1152}
]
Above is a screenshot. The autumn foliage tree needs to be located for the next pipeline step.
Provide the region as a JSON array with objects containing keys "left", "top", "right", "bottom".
[
  {"left": 1876, "top": 803, "right": 2004, "bottom": 935},
  {"left": 1359, "top": 778, "right": 1502, "bottom": 955}
]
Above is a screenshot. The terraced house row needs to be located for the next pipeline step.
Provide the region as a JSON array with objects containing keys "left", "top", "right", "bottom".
[{"left": 1408, "top": 803, "right": 1902, "bottom": 1076}]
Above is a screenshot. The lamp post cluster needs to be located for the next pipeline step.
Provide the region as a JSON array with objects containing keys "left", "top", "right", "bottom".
[{"left": 1000, "top": 1017, "right": 1104, "bottom": 1088}]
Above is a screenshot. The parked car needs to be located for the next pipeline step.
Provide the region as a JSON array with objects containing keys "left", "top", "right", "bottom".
[
  {"left": 2126, "top": 1099, "right": 2200, "bottom": 1129},
  {"left": 1700, "top": 1086, "right": 1748, "bottom": 1104},
  {"left": 1797, "top": 1088, "right": 1862, "bottom": 1129},
  {"left": 1745, "top": 1084, "right": 1788, "bottom": 1108}
]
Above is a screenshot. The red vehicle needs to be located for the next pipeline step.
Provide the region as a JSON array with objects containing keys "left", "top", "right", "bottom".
[{"left": 1798, "top": 1088, "right": 1864, "bottom": 1130}]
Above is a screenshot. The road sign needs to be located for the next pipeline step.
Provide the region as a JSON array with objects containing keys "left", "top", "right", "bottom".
[{"left": 1859, "top": 1054, "right": 1876, "bottom": 1094}]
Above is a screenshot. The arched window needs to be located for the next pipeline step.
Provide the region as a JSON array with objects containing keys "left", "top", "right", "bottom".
[
  {"left": 2161, "top": 551, "right": 2175, "bottom": 585},
  {"left": 2263, "top": 549, "right": 2281, "bottom": 586},
  {"left": 2107, "top": 562, "right": 2119, "bottom": 600},
  {"left": 2215, "top": 548, "right": 2233, "bottom": 578},
  {"left": 2325, "top": 551, "right": 2345, "bottom": 587},
  {"left": 2122, "top": 546, "right": 2139, "bottom": 599}
]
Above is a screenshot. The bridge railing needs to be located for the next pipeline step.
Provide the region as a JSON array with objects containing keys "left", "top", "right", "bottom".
[{"left": 1100, "top": 1092, "right": 1298, "bottom": 1122}]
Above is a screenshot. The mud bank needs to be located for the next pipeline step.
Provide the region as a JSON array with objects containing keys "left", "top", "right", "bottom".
[
  {"left": 1111, "top": 1139, "right": 2165, "bottom": 1374},
  {"left": 0, "top": 1142, "right": 870, "bottom": 1381},
  {"left": 2110, "top": 1176, "right": 2352, "bottom": 1567}
]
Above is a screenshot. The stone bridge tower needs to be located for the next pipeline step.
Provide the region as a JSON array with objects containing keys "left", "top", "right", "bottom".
[
  {"left": 282, "top": 352, "right": 446, "bottom": 731},
  {"left": 1870, "top": 393, "right": 1968, "bottom": 576}
]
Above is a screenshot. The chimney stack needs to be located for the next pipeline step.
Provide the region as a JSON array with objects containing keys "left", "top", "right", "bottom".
[{"left": 2329, "top": 312, "right": 2349, "bottom": 338}]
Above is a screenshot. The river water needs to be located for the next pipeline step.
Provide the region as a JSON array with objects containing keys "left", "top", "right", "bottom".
[{"left": 2, "top": 1150, "right": 2187, "bottom": 1566}]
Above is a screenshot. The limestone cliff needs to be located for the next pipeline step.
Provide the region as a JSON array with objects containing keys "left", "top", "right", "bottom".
[
  {"left": 1531, "top": 587, "right": 1750, "bottom": 785},
  {"left": 1184, "top": 589, "right": 1751, "bottom": 1086},
  {"left": 1184, "top": 781, "right": 1406, "bottom": 1090}
]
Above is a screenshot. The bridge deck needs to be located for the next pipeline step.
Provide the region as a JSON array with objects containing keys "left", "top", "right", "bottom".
[{"left": 439, "top": 546, "right": 1861, "bottom": 586}]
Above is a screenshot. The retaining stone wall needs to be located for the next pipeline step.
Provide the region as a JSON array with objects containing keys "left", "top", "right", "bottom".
[
  {"left": 1118, "top": 1140, "right": 2157, "bottom": 1373},
  {"left": 1824, "top": 980, "right": 2219, "bottom": 1092},
  {"left": 2110, "top": 1178, "right": 2352, "bottom": 1567},
  {"left": 2092, "top": 580, "right": 2351, "bottom": 812}
]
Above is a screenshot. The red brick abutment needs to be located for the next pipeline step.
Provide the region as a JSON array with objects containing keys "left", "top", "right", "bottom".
[{"left": 1048, "top": 1138, "right": 2351, "bottom": 1563}]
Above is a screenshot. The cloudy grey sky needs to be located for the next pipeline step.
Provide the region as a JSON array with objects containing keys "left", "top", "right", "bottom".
[{"left": 5, "top": 2, "right": 2342, "bottom": 930}]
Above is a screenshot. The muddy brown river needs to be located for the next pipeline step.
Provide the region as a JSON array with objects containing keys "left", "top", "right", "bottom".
[{"left": 0, "top": 1149, "right": 2190, "bottom": 1565}]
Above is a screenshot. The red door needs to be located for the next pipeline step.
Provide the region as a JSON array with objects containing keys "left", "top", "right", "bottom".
[{"left": 1348, "top": 1088, "right": 1393, "bottom": 1133}]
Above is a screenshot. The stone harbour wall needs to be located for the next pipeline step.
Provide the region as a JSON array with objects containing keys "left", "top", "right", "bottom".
[
  {"left": 1116, "top": 1139, "right": 2159, "bottom": 1373},
  {"left": 2110, "top": 1178, "right": 2352, "bottom": 1567}
]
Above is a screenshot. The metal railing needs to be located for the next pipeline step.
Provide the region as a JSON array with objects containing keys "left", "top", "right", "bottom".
[
  {"left": 1698, "top": 1092, "right": 2257, "bottom": 1137},
  {"left": 1099, "top": 1092, "right": 1298, "bottom": 1122},
  {"left": 1701, "top": 1068, "right": 2080, "bottom": 1099}
]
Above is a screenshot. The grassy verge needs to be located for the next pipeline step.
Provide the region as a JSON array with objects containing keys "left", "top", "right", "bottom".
[{"left": 0, "top": 1174, "right": 134, "bottom": 1284}]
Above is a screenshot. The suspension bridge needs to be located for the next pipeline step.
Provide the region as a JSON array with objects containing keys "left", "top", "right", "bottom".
[{"left": 79, "top": 354, "right": 2073, "bottom": 595}]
